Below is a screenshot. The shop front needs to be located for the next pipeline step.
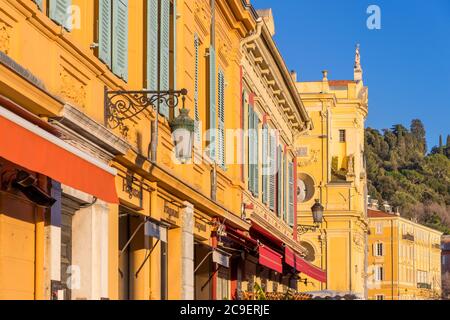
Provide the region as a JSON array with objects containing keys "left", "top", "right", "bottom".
[{"left": 0, "top": 100, "right": 121, "bottom": 300}]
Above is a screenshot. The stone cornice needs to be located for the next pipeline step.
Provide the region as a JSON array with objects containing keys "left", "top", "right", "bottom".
[{"left": 49, "top": 103, "right": 131, "bottom": 161}]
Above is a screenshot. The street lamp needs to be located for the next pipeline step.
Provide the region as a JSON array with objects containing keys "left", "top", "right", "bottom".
[
  {"left": 104, "top": 87, "right": 195, "bottom": 163},
  {"left": 297, "top": 199, "right": 324, "bottom": 235},
  {"left": 169, "top": 107, "right": 195, "bottom": 164}
]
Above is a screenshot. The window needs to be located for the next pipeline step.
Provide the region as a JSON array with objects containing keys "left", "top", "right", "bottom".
[
  {"left": 339, "top": 129, "right": 346, "bottom": 143},
  {"left": 218, "top": 70, "right": 226, "bottom": 169},
  {"left": 248, "top": 101, "right": 259, "bottom": 196},
  {"left": 288, "top": 161, "right": 294, "bottom": 227},
  {"left": 374, "top": 242, "right": 384, "bottom": 257},
  {"left": 376, "top": 295, "right": 385, "bottom": 300},
  {"left": 262, "top": 124, "right": 269, "bottom": 205},
  {"left": 376, "top": 223, "right": 383, "bottom": 235},
  {"left": 97, "top": 0, "right": 129, "bottom": 81},
  {"left": 276, "top": 146, "right": 282, "bottom": 217},
  {"left": 146, "top": 0, "right": 176, "bottom": 117},
  {"left": 374, "top": 265, "right": 384, "bottom": 282},
  {"left": 193, "top": 34, "right": 201, "bottom": 147},
  {"left": 268, "top": 130, "right": 276, "bottom": 211},
  {"left": 33, "top": 0, "right": 72, "bottom": 30}
]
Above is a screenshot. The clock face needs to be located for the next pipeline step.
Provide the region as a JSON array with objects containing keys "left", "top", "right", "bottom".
[{"left": 297, "top": 180, "right": 307, "bottom": 203}]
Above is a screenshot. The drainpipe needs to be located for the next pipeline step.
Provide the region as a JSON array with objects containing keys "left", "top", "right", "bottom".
[{"left": 240, "top": 17, "right": 263, "bottom": 52}]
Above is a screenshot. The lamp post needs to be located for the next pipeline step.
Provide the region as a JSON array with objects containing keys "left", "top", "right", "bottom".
[
  {"left": 104, "top": 88, "right": 195, "bottom": 163},
  {"left": 297, "top": 199, "right": 324, "bottom": 235}
]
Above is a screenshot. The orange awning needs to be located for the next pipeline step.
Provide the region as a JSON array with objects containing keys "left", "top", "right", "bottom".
[{"left": 0, "top": 106, "right": 118, "bottom": 204}]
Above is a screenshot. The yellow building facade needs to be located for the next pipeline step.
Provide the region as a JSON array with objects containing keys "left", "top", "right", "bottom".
[
  {"left": 368, "top": 205, "right": 442, "bottom": 300},
  {"left": 294, "top": 48, "right": 369, "bottom": 298},
  {"left": 0, "top": 0, "right": 257, "bottom": 300}
]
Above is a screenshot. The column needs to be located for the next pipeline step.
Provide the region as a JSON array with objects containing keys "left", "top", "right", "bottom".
[{"left": 181, "top": 201, "right": 194, "bottom": 300}]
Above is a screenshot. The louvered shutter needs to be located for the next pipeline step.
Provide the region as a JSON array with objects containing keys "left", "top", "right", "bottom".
[
  {"left": 269, "top": 131, "right": 276, "bottom": 211},
  {"left": 33, "top": 0, "right": 43, "bottom": 10},
  {"left": 218, "top": 70, "right": 225, "bottom": 168},
  {"left": 262, "top": 125, "right": 268, "bottom": 204},
  {"left": 283, "top": 153, "right": 287, "bottom": 221},
  {"left": 98, "top": 0, "right": 112, "bottom": 68},
  {"left": 159, "top": 0, "right": 170, "bottom": 117},
  {"left": 112, "top": 0, "right": 128, "bottom": 81},
  {"left": 288, "top": 161, "right": 294, "bottom": 226},
  {"left": 49, "top": 0, "right": 72, "bottom": 30},
  {"left": 147, "top": 0, "right": 158, "bottom": 91},
  {"left": 208, "top": 46, "right": 217, "bottom": 160},
  {"left": 253, "top": 109, "right": 259, "bottom": 197},
  {"left": 194, "top": 34, "right": 201, "bottom": 147},
  {"left": 277, "top": 146, "right": 282, "bottom": 217},
  {"left": 248, "top": 107, "right": 254, "bottom": 193}
]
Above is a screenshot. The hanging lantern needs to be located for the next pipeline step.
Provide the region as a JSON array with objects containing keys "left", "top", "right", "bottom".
[
  {"left": 311, "top": 199, "right": 324, "bottom": 225},
  {"left": 169, "top": 108, "right": 195, "bottom": 164}
]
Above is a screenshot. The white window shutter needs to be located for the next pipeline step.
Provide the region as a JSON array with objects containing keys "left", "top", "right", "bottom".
[
  {"left": 159, "top": 0, "right": 170, "bottom": 117},
  {"left": 288, "top": 161, "right": 294, "bottom": 226},
  {"left": 208, "top": 46, "right": 217, "bottom": 160}
]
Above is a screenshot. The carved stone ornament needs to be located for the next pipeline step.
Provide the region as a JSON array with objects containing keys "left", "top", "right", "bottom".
[
  {"left": 297, "top": 149, "right": 320, "bottom": 167},
  {"left": 59, "top": 68, "right": 86, "bottom": 109},
  {"left": 0, "top": 22, "right": 11, "bottom": 54}
]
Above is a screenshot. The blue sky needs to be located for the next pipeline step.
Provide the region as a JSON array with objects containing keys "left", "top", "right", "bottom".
[{"left": 252, "top": 0, "right": 450, "bottom": 150}]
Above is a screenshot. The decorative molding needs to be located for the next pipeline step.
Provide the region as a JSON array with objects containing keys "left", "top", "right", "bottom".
[
  {"left": 59, "top": 67, "right": 87, "bottom": 109},
  {"left": 297, "top": 149, "right": 320, "bottom": 167},
  {"left": 0, "top": 22, "right": 11, "bottom": 54},
  {"left": 49, "top": 103, "right": 131, "bottom": 162}
]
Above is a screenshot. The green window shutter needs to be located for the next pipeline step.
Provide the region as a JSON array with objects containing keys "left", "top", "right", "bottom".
[
  {"left": 208, "top": 46, "right": 217, "bottom": 160},
  {"left": 49, "top": 0, "right": 72, "bottom": 30},
  {"left": 147, "top": 0, "right": 158, "bottom": 90},
  {"left": 288, "top": 162, "right": 294, "bottom": 227},
  {"left": 262, "top": 125, "right": 268, "bottom": 204},
  {"left": 33, "top": 0, "right": 43, "bottom": 10},
  {"left": 283, "top": 153, "right": 287, "bottom": 221},
  {"left": 218, "top": 70, "right": 225, "bottom": 168},
  {"left": 248, "top": 107, "right": 254, "bottom": 194},
  {"left": 194, "top": 34, "right": 201, "bottom": 147},
  {"left": 159, "top": 0, "right": 170, "bottom": 118},
  {"left": 253, "top": 109, "right": 259, "bottom": 197},
  {"left": 98, "top": 0, "right": 112, "bottom": 68},
  {"left": 277, "top": 146, "right": 282, "bottom": 217},
  {"left": 269, "top": 131, "right": 276, "bottom": 211},
  {"left": 112, "top": 0, "right": 128, "bottom": 81}
]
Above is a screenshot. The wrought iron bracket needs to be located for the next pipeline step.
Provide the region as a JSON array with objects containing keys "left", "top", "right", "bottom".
[{"left": 104, "top": 87, "right": 188, "bottom": 137}]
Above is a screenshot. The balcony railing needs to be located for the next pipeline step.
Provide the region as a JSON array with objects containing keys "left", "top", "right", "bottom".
[
  {"left": 417, "top": 283, "right": 432, "bottom": 290},
  {"left": 402, "top": 233, "right": 415, "bottom": 242}
]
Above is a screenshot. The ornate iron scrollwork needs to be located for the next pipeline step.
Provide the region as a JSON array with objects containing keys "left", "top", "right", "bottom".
[
  {"left": 297, "top": 224, "right": 319, "bottom": 236},
  {"left": 104, "top": 87, "right": 188, "bottom": 137}
]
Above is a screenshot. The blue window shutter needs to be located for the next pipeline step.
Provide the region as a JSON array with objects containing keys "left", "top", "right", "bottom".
[
  {"left": 208, "top": 46, "right": 217, "bottom": 160},
  {"left": 218, "top": 70, "right": 225, "bottom": 168},
  {"left": 269, "top": 132, "right": 276, "bottom": 211},
  {"left": 194, "top": 34, "right": 201, "bottom": 147},
  {"left": 112, "top": 0, "right": 128, "bottom": 81},
  {"left": 49, "top": 0, "right": 72, "bottom": 30},
  {"left": 288, "top": 162, "right": 294, "bottom": 227},
  {"left": 159, "top": 0, "right": 170, "bottom": 118},
  {"left": 262, "top": 125, "right": 268, "bottom": 204},
  {"left": 33, "top": 0, "right": 43, "bottom": 11},
  {"left": 98, "top": 0, "right": 112, "bottom": 68},
  {"left": 147, "top": 0, "right": 158, "bottom": 91},
  {"left": 277, "top": 146, "right": 282, "bottom": 217}
]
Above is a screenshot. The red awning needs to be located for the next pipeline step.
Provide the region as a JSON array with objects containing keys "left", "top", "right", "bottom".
[
  {"left": 0, "top": 106, "right": 118, "bottom": 204},
  {"left": 285, "top": 247, "right": 327, "bottom": 283},
  {"left": 259, "top": 245, "right": 283, "bottom": 273},
  {"left": 251, "top": 222, "right": 283, "bottom": 247}
]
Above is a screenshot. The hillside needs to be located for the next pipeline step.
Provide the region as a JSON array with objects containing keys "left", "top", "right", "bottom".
[{"left": 365, "top": 120, "right": 450, "bottom": 234}]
